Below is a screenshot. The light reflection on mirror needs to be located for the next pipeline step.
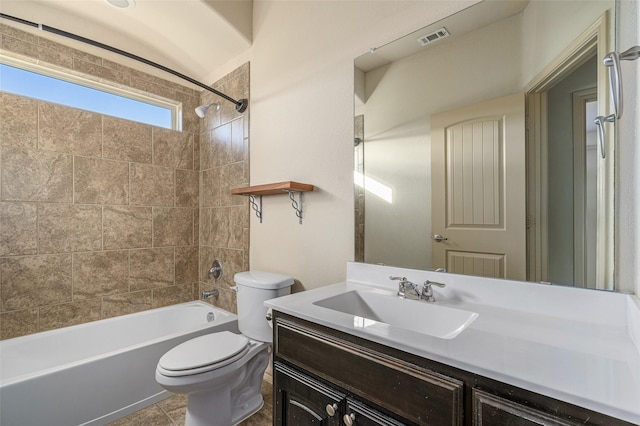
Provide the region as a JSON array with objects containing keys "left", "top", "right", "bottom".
[
  {"left": 354, "top": 171, "right": 393, "bottom": 203},
  {"left": 353, "top": 0, "right": 616, "bottom": 290}
]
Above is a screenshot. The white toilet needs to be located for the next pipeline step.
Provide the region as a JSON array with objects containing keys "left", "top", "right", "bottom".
[{"left": 155, "top": 271, "right": 293, "bottom": 426}]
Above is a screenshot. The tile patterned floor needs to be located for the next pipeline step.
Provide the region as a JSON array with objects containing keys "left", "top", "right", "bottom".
[{"left": 107, "top": 377, "right": 273, "bottom": 426}]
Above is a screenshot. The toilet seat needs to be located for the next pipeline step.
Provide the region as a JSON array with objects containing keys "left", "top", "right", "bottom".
[{"left": 157, "top": 331, "right": 250, "bottom": 377}]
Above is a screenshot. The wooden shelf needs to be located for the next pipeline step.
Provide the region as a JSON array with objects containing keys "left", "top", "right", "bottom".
[
  {"left": 231, "top": 181, "right": 314, "bottom": 224},
  {"left": 231, "top": 181, "right": 314, "bottom": 196}
]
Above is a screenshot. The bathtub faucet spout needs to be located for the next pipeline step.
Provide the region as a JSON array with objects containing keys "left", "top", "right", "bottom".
[{"left": 202, "top": 289, "right": 220, "bottom": 300}]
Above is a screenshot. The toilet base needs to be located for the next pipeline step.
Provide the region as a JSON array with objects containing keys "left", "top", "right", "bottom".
[{"left": 168, "top": 342, "right": 270, "bottom": 426}]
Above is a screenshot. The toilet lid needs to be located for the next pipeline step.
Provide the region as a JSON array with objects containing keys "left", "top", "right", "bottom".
[{"left": 158, "top": 331, "right": 250, "bottom": 373}]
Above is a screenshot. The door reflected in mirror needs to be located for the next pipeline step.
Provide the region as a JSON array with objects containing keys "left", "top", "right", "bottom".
[{"left": 354, "top": 0, "right": 616, "bottom": 290}]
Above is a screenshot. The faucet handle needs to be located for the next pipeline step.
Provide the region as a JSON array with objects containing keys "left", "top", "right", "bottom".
[
  {"left": 421, "top": 280, "right": 445, "bottom": 302},
  {"left": 390, "top": 276, "right": 409, "bottom": 297},
  {"left": 424, "top": 280, "right": 446, "bottom": 288}
]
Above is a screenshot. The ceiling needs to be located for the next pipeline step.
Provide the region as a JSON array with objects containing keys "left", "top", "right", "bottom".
[
  {"left": 355, "top": 0, "right": 529, "bottom": 73},
  {"left": 0, "top": 0, "right": 253, "bottom": 88}
]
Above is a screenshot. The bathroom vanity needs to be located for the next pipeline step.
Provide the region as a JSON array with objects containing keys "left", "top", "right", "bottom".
[{"left": 265, "top": 263, "right": 640, "bottom": 425}]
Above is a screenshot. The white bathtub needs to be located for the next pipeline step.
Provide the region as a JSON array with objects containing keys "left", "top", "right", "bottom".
[{"left": 0, "top": 301, "right": 239, "bottom": 426}]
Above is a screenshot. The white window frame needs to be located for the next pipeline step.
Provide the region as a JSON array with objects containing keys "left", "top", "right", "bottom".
[{"left": 0, "top": 53, "right": 182, "bottom": 130}]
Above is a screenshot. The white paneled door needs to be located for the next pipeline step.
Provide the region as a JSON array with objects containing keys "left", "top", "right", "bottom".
[{"left": 431, "top": 93, "right": 526, "bottom": 280}]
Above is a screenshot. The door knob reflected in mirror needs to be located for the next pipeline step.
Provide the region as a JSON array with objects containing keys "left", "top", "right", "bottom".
[{"left": 433, "top": 234, "right": 448, "bottom": 242}]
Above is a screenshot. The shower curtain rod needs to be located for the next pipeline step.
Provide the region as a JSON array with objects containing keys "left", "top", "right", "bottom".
[{"left": 0, "top": 13, "right": 248, "bottom": 113}]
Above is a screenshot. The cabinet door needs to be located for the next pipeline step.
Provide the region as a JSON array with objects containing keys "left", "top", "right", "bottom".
[
  {"left": 473, "top": 389, "right": 579, "bottom": 426},
  {"left": 343, "top": 398, "right": 407, "bottom": 426},
  {"left": 275, "top": 362, "right": 345, "bottom": 426}
]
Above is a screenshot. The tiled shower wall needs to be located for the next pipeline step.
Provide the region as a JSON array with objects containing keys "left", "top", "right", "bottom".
[
  {"left": 0, "top": 23, "right": 250, "bottom": 339},
  {"left": 197, "top": 63, "right": 250, "bottom": 314}
]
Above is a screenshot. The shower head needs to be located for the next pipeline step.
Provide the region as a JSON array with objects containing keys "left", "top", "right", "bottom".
[{"left": 195, "top": 102, "right": 220, "bottom": 118}]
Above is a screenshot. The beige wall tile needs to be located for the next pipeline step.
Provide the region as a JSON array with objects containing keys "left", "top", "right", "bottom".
[
  {"left": 1, "top": 254, "right": 72, "bottom": 311},
  {"left": 199, "top": 208, "right": 212, "bottom": 247},
  {"left": 36, "top": 45, "right": 74, "bottom": 69},
  {"left": 0, "top": 309, "right": 38, "bottom": 339},
  {"left": 193, "top": 132, "right": 201, "bottom": 171},
  {"left": 1, "top": 149, "right": 73, "bottom": 202},
  {"left": 153, "top": 208, "right": 194, "bottom": 247},
  {"left": 103, "top": 206, "right": 152, "bottom": 250},
  {"left": 73, "top": 58, "right": 130, "bottom": 87},
  {"left": 200, "top": 129, "right": 214, "bottom": 170},
  {"left": 0, "top": 24, "right": 38, "bottom": 45},
  {"left": 1, "top": 34, "right": 36, "bottom": 59},
  {"left": 73, "top": 251, "right": 129, "bottom": 299},
  {"left": 231, "top": 118, "right": 245, "bottom": 163},
  {"left": 176, "top": 169, "right": 199, "bottom": 207},
  {"left": 129, "top": 72, "right": 179, "bottom": 101},
  {"left": 39, "top": 298, "right": 102, "bottom": 332},
  {"left": 130, "top": 248, "right": 174, "bottom": 291},
  {"left": 102, "top": 291, "right": 153, "bottom": 320},
  {"left": 38, "top": 204, "right": 102, "bottom": 253},
  {"left": 228, "top": 205, "right": 247, "bottom": 250},
  {"left": 74, "top": 157, "right": 129, "bottom": 204},
  {"left": 153, "top": 128, "right": 194, "bottom": 170},
  {"left": 130, "top": 163, "right": 175, "bottom": 206},
  {"left": 204, "top": 248, "right": 244, "bottom": 289},
  {"left": 103, "top": 116, "right": 153, "bottom": 163},
  {"left": 0, "top": 26, "right": 231, "bottom": 342},
  {"left": 219, "top": 162, "right": 246, "bottom": 207},
  {"left": 0, "top": 202, "right": 37, "bottom": 256},
  {"left": 39, "top": 103, "right": 102, "bottom": 156},
  {"left": 210, "top": 208, "right": 230, "bottom": 247},
  {"left": 175, "top": 246, "right": 199, "bottom": 284},
  {"left": 200, "top": 169, "right": 220, "bottom": 207},
  {"left": 0, "top": 93, "right": 38, "bottom": 150},
  {"left": 211, "top": 123, "right": 232, "bottom": 167},
  {"left": 152, "top": 283, "right": 192, "bottom": 308}
]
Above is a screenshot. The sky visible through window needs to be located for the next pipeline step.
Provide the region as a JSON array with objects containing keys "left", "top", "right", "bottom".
[{"left": 0, "top": 64, "right": 173, "bottom": 129}]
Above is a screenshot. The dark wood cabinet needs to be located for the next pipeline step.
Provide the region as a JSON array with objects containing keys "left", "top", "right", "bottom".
[
  {"left": 272, "top": 312, "right": 635, "bottom": 426},
  {"left": 472, "top": 389, "right": 580, "bottom": 426},
  {"left": 274, "top": 362, "right": 344, "bottom": 425}
]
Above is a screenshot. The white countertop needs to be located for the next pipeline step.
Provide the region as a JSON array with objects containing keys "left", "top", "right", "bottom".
[{"left": 265, "top": 262, "right": 640, "bottom": 424}]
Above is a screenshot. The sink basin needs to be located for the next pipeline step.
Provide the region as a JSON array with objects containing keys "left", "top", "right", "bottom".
[{"left": 312, "top": 289, "right": 478, "bottom": 339}]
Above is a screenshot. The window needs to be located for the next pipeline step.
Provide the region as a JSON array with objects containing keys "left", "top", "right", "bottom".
[{"left": 0, "top": 56, "right": 181, "bottom": 130}]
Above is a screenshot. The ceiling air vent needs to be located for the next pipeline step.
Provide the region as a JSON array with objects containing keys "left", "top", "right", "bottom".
[{"left": 416, "top": 27, "right": 450, "bottom": 47}]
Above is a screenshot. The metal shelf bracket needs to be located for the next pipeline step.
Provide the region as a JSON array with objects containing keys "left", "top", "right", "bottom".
[
  {"left": 288, "top": 191, "right": 304, "bottom": 224},
  {"left": 248, "top": 195, "right": 263, "bottom": 223}
]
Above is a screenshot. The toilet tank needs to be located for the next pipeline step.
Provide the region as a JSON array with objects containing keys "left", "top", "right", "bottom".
[{"left": 234, "top": 271, "right": 293, "bottom": 342}]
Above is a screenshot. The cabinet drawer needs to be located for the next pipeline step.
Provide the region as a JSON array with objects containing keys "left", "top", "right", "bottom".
[
  {"left": 472, "top": 389, "right": 580, "bottom": 426},
  {"left": 275, "top": 318, "right": 463, "bottom": 426}
]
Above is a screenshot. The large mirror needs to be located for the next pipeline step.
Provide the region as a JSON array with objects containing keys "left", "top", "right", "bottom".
[{"left": 354, "top": 0, "right": 618, "bottom": 290}]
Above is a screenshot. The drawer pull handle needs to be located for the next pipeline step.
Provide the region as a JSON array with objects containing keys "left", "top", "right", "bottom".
[
  {"left": 343, "top": 413, "right": 355, "bottom": 426},
  {"left": 326, "top": 403, "right": 338, "bottom": 417}
]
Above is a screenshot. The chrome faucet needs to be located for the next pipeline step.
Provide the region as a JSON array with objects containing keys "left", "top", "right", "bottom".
[
  {"left": 421, "top": 280, "right": 446, "bottom": 302},
  {"left": 202, "top": 289, "right": 220, "bottom": 300},
  {"left": 390, "top": 276, "right": 420, "bottom": 299}
]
